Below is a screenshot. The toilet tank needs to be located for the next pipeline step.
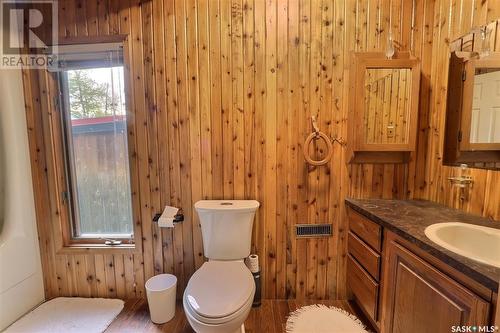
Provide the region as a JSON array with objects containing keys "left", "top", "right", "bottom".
[{"left": 194, "top": 200, "right": 260, "bottom": 260}]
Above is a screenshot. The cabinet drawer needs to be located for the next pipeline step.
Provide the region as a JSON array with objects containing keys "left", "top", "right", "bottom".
[
  {"left": 347, "top": 254, "right": 379, "bottom": 322},
  {"left": 348, "top": 209, "right": 382, "bottom": 252},
  {"left": 348, "top": 231, "right": 381, "bottom": 281}
]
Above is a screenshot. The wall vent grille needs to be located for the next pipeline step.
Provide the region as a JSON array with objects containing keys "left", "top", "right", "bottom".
[{"left": 295, "top": 224, "right": 332, "bottom": 237}]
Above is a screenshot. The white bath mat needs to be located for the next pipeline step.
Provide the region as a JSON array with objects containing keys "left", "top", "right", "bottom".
[
  {"left": 4, "top": 297, "right": 124, "bottom": 333},
  {"left": 286, "top": 304, "right": 369, "bottom": 333}
]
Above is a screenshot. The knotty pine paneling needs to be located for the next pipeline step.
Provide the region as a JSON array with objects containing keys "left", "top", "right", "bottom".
[
  {"left": 23, "top": 0, "right": 498, "bottom": 302},
  {"left": 411, "top": 0, "right": 500, "bottom": 221}
]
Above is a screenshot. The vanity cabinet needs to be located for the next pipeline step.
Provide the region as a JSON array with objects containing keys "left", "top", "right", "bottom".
[
  {"left": 346, "top": 207, "right": 495, "bottom": 333},
  {"left": 380, "top": 232, "right": 491, "bottom": 333}
]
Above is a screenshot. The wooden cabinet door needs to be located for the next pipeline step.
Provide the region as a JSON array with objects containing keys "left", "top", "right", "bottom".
[{"left": 381, "top": 239, "right": 490, "bottom": 333}]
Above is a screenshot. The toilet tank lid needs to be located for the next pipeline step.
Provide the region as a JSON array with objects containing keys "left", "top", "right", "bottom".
[{"left": 194, "top": 200, "right": 260, "bottom": 212}]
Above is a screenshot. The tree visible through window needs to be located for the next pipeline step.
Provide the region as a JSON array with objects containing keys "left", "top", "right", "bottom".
[
  {"left": 62, "top": 66, "right": 133, "bottom": 238},
  {"left": 68, "top": 70, "right": 121, "bottom": 118}
]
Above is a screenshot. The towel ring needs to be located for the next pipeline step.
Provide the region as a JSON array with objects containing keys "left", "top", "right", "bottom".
[{"left": 303, "top": 131, "right": 333, "bottom": 166}]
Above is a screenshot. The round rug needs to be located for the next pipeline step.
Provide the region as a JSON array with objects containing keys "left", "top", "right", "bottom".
[{"left": 286, "top": 304, "right": 369, "bottom": 333}]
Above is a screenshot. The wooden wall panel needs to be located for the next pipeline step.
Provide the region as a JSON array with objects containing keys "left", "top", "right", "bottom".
[
  {"left": 412, "top": 0, "right": 500, "bottom": 222},
  {"left": 24, "top": 0, "right": 497, "bottom": 302}
]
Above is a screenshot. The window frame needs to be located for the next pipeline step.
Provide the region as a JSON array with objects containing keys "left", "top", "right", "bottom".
[{"left": 51, "top": 36, "right": 140, "bottom": 251}]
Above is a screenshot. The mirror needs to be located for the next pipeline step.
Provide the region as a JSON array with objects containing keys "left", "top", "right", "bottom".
[
  {"left": 444, "top": 51, "right": 500, "bottom": 169},
  {"left": 470, "top": 68, "right": 500, "bottom": 144},
  {"left": 347, "top": 52, "right": 420, "bottom": 163},
  {"left": 364, "top": 68, "right": 412, "bottom": 145}
]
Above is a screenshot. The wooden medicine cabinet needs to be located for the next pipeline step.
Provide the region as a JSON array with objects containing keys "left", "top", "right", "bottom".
[
  {"left": 347, "top": 52, "right": 421, "bottom": 163},
  {"left": 444, "top": 51, "right": 500, "bottom": 168}
]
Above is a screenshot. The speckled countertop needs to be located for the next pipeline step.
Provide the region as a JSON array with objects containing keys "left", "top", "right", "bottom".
[{"left": 345, "top": 198, "right": 500, "bottom": 292}]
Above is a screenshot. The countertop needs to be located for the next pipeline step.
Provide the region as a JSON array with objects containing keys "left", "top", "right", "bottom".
[{"left": 345, "top": 198, "right": 500, "bottom": 292}]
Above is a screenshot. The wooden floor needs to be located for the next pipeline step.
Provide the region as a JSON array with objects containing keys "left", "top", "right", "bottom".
[{"left": 105, "top": 299, "right": 373, "bottom": 333}]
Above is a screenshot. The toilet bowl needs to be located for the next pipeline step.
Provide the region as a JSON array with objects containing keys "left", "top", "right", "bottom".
[
  {"left": 183, "top": 200, "right": 260, "bottom": 333},
  {"left": 183, "top": 261, "right": 255, "bottom": 333}
]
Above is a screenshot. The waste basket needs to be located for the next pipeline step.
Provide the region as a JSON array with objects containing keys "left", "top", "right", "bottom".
[{"left": 145, "top": 274, "right": 177, "bottom": 324}]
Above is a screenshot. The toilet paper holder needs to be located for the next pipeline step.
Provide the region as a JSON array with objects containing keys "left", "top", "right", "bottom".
[{"left": 152, "top": 209, "right": 184, "bottom": 224}]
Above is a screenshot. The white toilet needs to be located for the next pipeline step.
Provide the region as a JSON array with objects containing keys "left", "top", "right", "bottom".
[{"left": 183, "top": 200, "right": 260, "bottom": 333}]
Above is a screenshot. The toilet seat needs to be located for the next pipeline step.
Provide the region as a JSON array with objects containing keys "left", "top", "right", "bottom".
[
  {"left": 183, "top": 288, "right": 254, "bottom": 325},
  {"left": 183, "top": 261, "right": 255, "bottom": 325}
]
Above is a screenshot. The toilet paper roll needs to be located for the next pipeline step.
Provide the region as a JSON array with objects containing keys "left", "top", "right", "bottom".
[
  {"left": 158, "top": 206, "right": 179, "bottom": 228},
  {"left": 245, "top": 254, "right": 260, "bottom": 273}
]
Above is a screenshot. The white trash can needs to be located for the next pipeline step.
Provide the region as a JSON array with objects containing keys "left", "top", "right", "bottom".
[{"left": 145, "top": 274, "right": 177, "bottom": 324}]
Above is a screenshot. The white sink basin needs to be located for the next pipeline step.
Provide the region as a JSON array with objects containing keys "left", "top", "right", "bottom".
[{"left": 424, "top": 222, "right": 500, "bottom": 268}]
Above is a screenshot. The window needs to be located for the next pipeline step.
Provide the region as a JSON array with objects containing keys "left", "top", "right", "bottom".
[{"left": 56, "top": 43, "right": 134, "bottom": 244}]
